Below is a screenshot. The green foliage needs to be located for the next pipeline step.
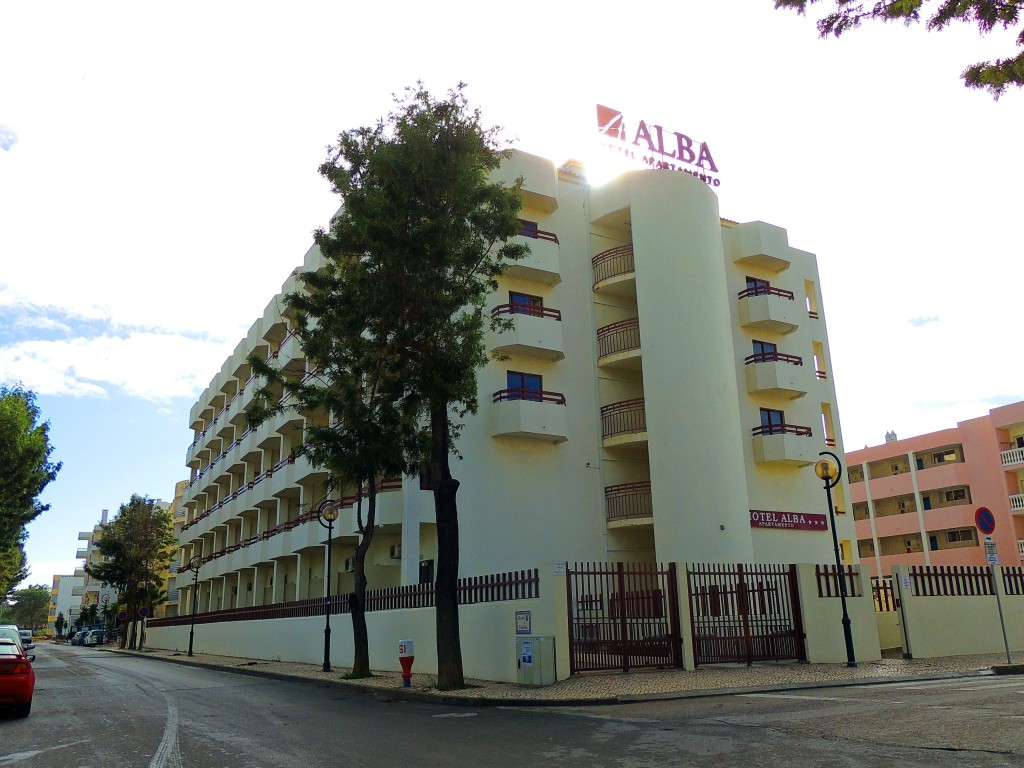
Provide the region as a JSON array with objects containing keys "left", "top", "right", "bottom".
[
  {"left": 3, "top": 584, "right": 49, "bottom": 629},
  {"left": 85, "top": 494, "right": 176, "bottom": 646},
  {"left": 0, "top": 385, "right": 62, "bottom": 550},
  {"left": 775, "top": 0, "right": 1024, "bottom": 97},
  {"left": 0, "top": 542, "right": 28, "bottom": 602}
]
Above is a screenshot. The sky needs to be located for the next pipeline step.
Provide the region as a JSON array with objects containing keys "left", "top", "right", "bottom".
[{"left": 3, "top": 1, "right": 1023, "bottom": 591}]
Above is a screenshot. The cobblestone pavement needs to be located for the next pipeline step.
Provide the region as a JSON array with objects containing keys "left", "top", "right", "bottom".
[{"left": 100, "top": 645, "right": 1024, "bottom": 705}]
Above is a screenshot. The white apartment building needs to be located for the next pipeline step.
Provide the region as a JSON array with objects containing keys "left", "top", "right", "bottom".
[
  {"left": 47, "top": 573, "right": 83, "bottom": 635},
  {"left": 176, "top": 152, "right": 854, "bottom": 615}
]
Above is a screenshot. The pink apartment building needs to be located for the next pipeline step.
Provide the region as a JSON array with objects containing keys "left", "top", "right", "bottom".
[{"left": 849, "top": 401, "right": 1024, "bottom": 578}]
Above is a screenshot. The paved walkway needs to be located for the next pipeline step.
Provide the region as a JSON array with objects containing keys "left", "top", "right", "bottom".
[{"left": 102, "top": 646, "right": 1024, "bottom": 706}]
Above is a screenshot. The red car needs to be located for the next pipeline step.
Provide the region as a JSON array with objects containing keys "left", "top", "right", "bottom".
[{"left": 0, "top": 638, "right": 35, "bottom": 717}]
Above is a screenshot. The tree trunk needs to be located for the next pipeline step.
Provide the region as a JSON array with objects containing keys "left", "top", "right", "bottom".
[
  {"left": 432, "top": 405, "right": 464, "bottom": 690},
  {"left": 350, "top": 483, "right": 376, "bottom": 678}
]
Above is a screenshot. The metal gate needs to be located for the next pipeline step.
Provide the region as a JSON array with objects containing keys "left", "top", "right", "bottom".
[
  {"left": 686, "top": 563, "right": 805, "bottom": 666},
  {"left": 566, "top": 562, "right": 682, "bottom": 674}
]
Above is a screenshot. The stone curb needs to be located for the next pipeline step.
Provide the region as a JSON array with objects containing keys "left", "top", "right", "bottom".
[
  {"left": 991, "top": 663, "right": 1024, "bottom": 676},
  {"left": 96, "top": 648, "right": 993, "bottom": 708}
]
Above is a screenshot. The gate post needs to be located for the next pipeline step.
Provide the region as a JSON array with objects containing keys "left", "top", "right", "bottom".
[
  {"left": 616, "top": 562, "right": 630, "bottom": 673},
  {"left": 667, "top": 562, "right": 685, "bottom": 669}
]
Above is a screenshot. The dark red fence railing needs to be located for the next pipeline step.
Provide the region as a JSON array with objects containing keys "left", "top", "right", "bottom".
[
  {"left": 492, "top": 388, "right": 566, "bottom": 405},
  {"left": 596, "top": 318, "right": 641, "bottom": 358},
  {"left": 744, "top": 351, "right": 803, "bottom": 366},
  {"left": 592, "top": 245, "right": 635, "bottom": 286},
  {"left": 490, "top": 304, "right": 562, "bottom": 321},
  {"left": 149, "top": 569, "right": 540, "bottom": 628},
  {"left": 600, "top": 398, "right": 647, "bottom": 439},
  {"left": 908, "top": 565, "right": 994, "bottom": 597},
  {"left": 604, "top": 481, "right": 653, "bottom": 522},
  {"left": 815, "top": 564, "right": 863, "bottom": 598},
  {"left": 751, "top": 423, "right": 812, "bottom": 437},
  {"left": 737, "top": 285, "right": 795, "bottom": 301}
]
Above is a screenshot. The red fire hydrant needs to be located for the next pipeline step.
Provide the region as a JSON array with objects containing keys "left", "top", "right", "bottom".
[{"left": 398, "top": 639, "right": 414, "bottom": 688}]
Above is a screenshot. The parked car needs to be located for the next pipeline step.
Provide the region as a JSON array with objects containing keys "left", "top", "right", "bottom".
[
  {"left": 0, "top": 627, "right": 30, "bottom": 652},
  {"left": 0, "top": 637, "right": 35, "bottom": 717},
  {"left": 18, "top": 629, "right": 32, "bottom": 645},
  {"left": 70, "top": 631, "right": 86, "bottom": 646},
  {"left": 84, "top": 629, "right": 105, "bottom": 646}
]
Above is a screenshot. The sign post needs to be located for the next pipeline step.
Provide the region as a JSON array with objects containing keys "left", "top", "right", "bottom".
[{"left": 975, "top": 508, "right": 1011, "bottom": 664}]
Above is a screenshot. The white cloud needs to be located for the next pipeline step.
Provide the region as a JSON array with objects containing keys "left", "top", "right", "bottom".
[
  {"left": 0, "top": 125, "right": 16, "bottom": 151},
  {"left": 0, "top": 331, "right": 234, "bottom": 401}
]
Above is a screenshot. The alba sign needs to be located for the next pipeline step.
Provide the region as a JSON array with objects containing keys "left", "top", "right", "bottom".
[
  {"left": 749, "top": 510, "right": 828, "bottom": 532},
  {"left": 596, "top": 104, "right": 721, "bottom": 186}
]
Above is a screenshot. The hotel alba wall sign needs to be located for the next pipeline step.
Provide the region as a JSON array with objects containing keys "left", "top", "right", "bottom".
[
  {"left": 749, "top": 510, "right": 828, "bottom": 532},
  {"left": 596, "top": 104, "right": 721, "bottom": 186}
]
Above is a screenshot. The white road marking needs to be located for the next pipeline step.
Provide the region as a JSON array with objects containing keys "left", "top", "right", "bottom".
[
  {"left": 432, "top": 712, "right": 479, "bottom": 718},
  {"left": 739, "top": 694, "right": 851, "bottom": 701},
  {"left": 0, "top": 741, "right": 90, "bottom": 765},
  {"left": 956, "top": 680, "right": 1024, "bottom": 691},
  {"left": 148, "top": 697, "right": 183, "bottom": 768}
]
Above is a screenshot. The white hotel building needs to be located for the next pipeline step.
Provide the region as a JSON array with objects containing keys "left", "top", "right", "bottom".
[{"left": 176, "top": 151, "right": 854, "bottom": 614}]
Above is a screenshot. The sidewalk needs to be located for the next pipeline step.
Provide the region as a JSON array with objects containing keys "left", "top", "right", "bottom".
[{"left": 103, "top": 646, "right": 1024, "bottom": 706}]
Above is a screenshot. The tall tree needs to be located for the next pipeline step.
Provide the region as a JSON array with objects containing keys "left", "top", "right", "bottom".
[
  {"left": 85, "top": 495, "right": 176, "bottom": 649},
  {"left": 311, "top": 83, "right": 526, "bottom": 689},
  {"left": 0, "top": 385, "right": 61, "bottom": 549},
  {"left": 775, "top": 1, "right": 1024, "bottom": 97},
  {"left": 246, "top": 302, "right": 418, "bottom": 678},
  {"left": 3, "top": 584, "right": 48, "bottom": 629},
  {"left": 0, "top": 542, "right": 28, "bottom": 602},
  {"left": 55, "top": 611, "right": 65, "bottom": 637}
]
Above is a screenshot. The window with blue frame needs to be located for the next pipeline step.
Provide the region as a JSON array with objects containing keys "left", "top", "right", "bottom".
[
  {"left": 509, "top": 291, "right": 543, "bottom": 316},
  {"left": 507, "top": 371, "right": 543, "bottom": 401}
]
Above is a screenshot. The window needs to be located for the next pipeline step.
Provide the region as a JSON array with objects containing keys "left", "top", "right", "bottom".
[
  {"left": 922, "top": 496, "right": 932, "bottom": 510},
  {"left": 891, "top": 464, "right": 901, "bottom": 475},
  {"left": 759, "top": 408, "right": 785, "bottom": 434},
  {"left": 746, "top": 276, "right": 769, "bottom": 291},
  {"left": 507, "top": 371, "right": 543, "bottom": 401},
  {"left": 509, "top": 291, "right": 543, "bottom": 316},
  {"left": 932, "top": 449, "right": 957, "bottom": 464},
  {"left": 518, "top": 219, "right": 539, "bottom": 238},
  {"left": 946, "top": 528, "right": 974, "bottom": 543},
  {"left": 752, "top": 340, "right": 777, "bottom": 360},
  {"left": 944, "top": 488, "right": 967, "bottom": 503}
]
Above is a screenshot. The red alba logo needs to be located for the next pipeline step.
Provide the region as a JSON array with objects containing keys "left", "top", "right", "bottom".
[{"left": 595, "top": 104, "right": 720, "bottom": 186}]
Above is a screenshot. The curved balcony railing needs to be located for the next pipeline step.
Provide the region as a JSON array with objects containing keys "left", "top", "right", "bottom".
[
  {"left": 492, "top": 388, "right": 567, "bottom": 405},
  {"left": 490, "top": 304, "right": 562, "bottom": 321},
  {"left": 744, "top": 351, "right": 803, "bottom": 366},
  {"left": 751, "top": 423, "right": 812, "bottom": 438},
  {"left": 592, "top": 245, "right": 635, "bottom": 287},
  {"left": 737, "top": 285, "right": 795, "bottom": 301},
  {"left": 605, "top": 481, "right": 653, "bottom": 523},
  {"left": 600, "top": 398, "right": 647, "bottom": 440},
  {"left": 596, "top": 318, "right": 640, "bottom": 359}
]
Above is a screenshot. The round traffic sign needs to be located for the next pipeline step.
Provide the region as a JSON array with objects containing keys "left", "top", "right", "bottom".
[
  {"left": 117, "top": 610, "right": 127, "bottom": 621},
  {"left": 975, "top": 507, "right": 996, "bottom": 535},
  {"left": 138, "top": 606, "right": 151, "bottom": 618}
]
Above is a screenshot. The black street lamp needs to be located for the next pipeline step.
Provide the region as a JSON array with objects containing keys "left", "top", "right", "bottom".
[
  {"left": 187, "top": 554, "right": 202, "bottom": 658},
  {"left": 316, "top": 499, "right": 342, "bottom": 673},
  {"left": 815, "top": 450, "right": 857, "bottom": 668},
  {"left": 67, "top": 607, "right": 74, "bottom": 640}
]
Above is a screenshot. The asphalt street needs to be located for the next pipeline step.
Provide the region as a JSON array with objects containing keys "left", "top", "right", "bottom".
[{"left": 2, "top": 643, "right": 1021, "bottom": 767}]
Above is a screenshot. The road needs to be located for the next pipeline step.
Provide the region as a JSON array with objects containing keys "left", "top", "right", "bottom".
[{"left": 2, "top": 643, "right": 1022, "bottom": 767}]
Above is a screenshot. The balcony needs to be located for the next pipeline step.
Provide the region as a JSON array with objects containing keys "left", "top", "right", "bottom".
[
  {"left": 76, "top": 549, "right": 88, "bottom": 559},
  {"left": 592, "top": 245, "right": 635, "bottom": 297},
  {"left": 596, "top": 318, "right": 641, "bottom": 370},
  {"left": 730, "top": 221, "right": 792, "bottom": 273},
  {"left": 605, "top": 481, "right": 653, "bottom": 525},
  {"left": 751, "top": 423, "right": 816, "bottom": 466},
  {"left": 1010, "top": 493, "right": 1024, "bottom": 512},
  {"left": 744, "top": 351, "right": 806, "bottom": 399},
  {"left": 71, "top": 586, "right": 84, "bottom": 596},
  {"left": 490, "top": 388, "right": 568, "bottom": 443},
  {"left": 1001, "top": 447, "right": 1024, "bottom": 467},
  {"left": 737, "top": 285, "right": 800, "bottom": 335},
  {"left": 1019, "top": 540, "right": 1024, "bottom": 558},
  {"left": 600, "top": 398, "right": 647, "bottom": 449},
  {"left": 488, "top": 305, "right": 565, "bottom": 360},
  {"left": 504, "top": 229, "right": 561, "bottom": 285}
]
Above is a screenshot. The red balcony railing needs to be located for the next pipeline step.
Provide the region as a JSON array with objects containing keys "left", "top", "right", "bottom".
[
  {"left": 815, "top": 370, "right": 827, "bottom": 380},
  {"left": 752, "top": 423, "right": 812, "bottom": 437},
  {"left": 600, "top": 398, "right": 647, "bottom": 439},
  {"left": 605, "top": 481, "right": 653, "bottom": 522},
  {"left": 824, "top": 438, "right": 836, "bottom": 447},
  {"left": 744, "top": 351, "right": 803, "bottom": 366},
  {"left": 808, "top": 310, "right": 819, "bottom": 319},
  {"left": 596, "top": 318, "right": 641, "bottom": 358},
  {"left": 490, "top": 304, "right": 562, "bottom": 320},
  {"left": 592, "top": 245, "right": 635, "bottom": 286},
  {"left": 517, "top": 222, "right": 559, "bottom": 243},
  {"left": 492, "top": 388, "right": 566, "bottom": 405},
  {"left": 737, "top": 285, "right": 795, "bottom": 301}
]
